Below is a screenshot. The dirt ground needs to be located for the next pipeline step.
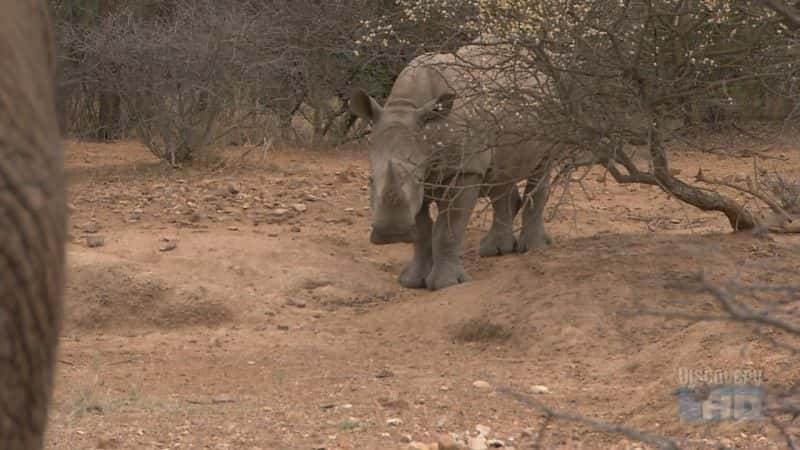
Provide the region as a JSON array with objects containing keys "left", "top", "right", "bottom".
[{"left": 45, "top": 134, "right": 800, "bottom": 450}]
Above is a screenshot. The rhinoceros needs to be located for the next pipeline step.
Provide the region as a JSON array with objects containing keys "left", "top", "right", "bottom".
[{"left": 350, "top": 41, "right": 555, "bottom": 290}]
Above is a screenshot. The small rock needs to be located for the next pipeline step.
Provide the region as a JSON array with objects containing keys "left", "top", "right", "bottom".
[
  {"left": 272, "top": 208, "right": 289, "bottom": 216},
  {"left": 227, "top": 226, "right": 239, "bottom": 231},
  {"left": 529, "top": 385, "right": 550, "bottom": 394},
  {"left": 468, "top": 435, "right": 488, "bottom": 450},
  {"left": 472, "top": 380, "right": 492, "bottom": 391},
  {"left": 286, "top": 298, "right": 306, "bottom": 308},
  {"left": 277, "top": 324, "right": 289, "bottom": 331},
  {"left": 227, "top": 183, "right": 240, "bottom": 194},
  {"left": 292, "top": 203, "right": 307, "bottom": 212},
  {"left": 386, "top": 417, "right": 403, "bottom": 427},
  {"left": 344, "top": 207, "right": 355, "bottom": 213},
  {"left": 83, "top": 221, "right": 100, "bottom": 233},
  {"left": 86, "top": 235, "right": 105, "bottom": 248},
  {"left": 407, "top": 443, "right": 435, "bottom": 450},
  {"left": 487, "top": 439, "right": 505, "bottom": 448},
  {"left": 375, "top": 369, "right": 395, "bottom": 379},
  {"left": 438, "top": 434, "right": 463, "bottom": 450},
  {"left": 400, "top": 434, "right": 413, "bottom": 443},
  {"left": 211, "top": 395, "right": 236, "bottom": 404},
  {"left": 475, "top": 425, "right": 491, "bottom": 436},
  {"left": 159, "top": 240, "right": 177, "bottom": 252}
]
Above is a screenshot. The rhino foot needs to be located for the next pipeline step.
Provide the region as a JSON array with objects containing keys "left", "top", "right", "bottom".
[
  {"left": 425, "top": 264, "right": 472, "bottom": 290},
  {"left": 479, "top": 232, "right": 517, "bottom": 257},
  {"left": 399, "top": 262, "right": 432, "bottom": 289},
  {"left": 517, "top": 232, "right": 553, "bottom": 253}
]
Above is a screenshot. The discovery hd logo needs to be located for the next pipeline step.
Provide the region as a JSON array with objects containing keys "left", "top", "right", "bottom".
[{"left": 676, "top": 368, "right": 764, "bottom": 422}]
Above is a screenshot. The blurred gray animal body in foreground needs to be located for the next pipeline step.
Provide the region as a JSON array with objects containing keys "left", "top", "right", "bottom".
[
  {"left": 350, "top": 41, "right": 554, "bottom": 290},
  {"left": 0, "top": 0, "right": 67, "bottom": 448}
]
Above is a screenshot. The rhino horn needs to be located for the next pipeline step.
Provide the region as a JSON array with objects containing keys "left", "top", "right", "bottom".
[{"left": 381, "top": 161, "right": 406, "bottom": 207}]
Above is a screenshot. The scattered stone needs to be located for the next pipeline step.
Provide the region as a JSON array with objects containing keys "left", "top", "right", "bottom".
[
  {"left": 211, "top": 394, "right": 236, "bottom": 404},
  {"left": 286, "top": 298, "right": 306, "bottom": 308},
  {"left": 386, "top": 417, "right": 403, "bottom": 427},
  {"left": 272, "top": 208, "right": 289, "bottom": 216},
  {"left": 344, "top": 207, "right": 355, "bottom": 213},
  {"left": 375, "top": 369, "right": 395, "bottom": 379},
  {"left": 407, "top": 443, "right": 435, "bottom": 450},
  {"left": 487, "top": 439, "right": 505, "bottom": 448},
  {"left": 291, "top": 226, "right": 301, "bottom": 233},
  {"left": 277, "top": 324, "right": 289, "bottom": 331},
  {"left": 227, "top": 182, "right": 240, "bottom": 194},
  {"left": 438, "top": 434, "right": 463, "bottom": 450},
  {"left": 319, "top": 403, "right": 336, "bottom": 410},
  {"left": 227, "top": 226, "right": 239, "bottom": 231},
  {"left": 378, "top": 398, "right": 409, "bottom": 410},
  {"left": 529, "top": 385, "right": 550, "bottom": 395},
  {"left": 475, "top": 425, "right": 491, "bottom": 436},
  {"left": 472, "top": 380, "right": 492, "bottom": 391},
  {"left": 159, "top": 239, "right": 177, "bottom": 252},
  {"left": 292, "top": 203, "right": 307, "bottom": 212},
  {"left": 400, "top": 434, "right": 413, "bottom": 443},
  {"left": 83, "top": 221, "right": 100, "bottom": 233},
  {"left": 468, "top": 435, "right": 488, "bottom": 450},
  {"left": 86, "top": 235, "right": 105, "bottom": 248},
  {"left": 439, "top": 386, "right": 450, "bottom": 391}
]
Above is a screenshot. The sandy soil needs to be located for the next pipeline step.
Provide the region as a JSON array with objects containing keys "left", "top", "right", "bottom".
[{"left": 45, "top": 134, "right": 800, "bottom": 449}]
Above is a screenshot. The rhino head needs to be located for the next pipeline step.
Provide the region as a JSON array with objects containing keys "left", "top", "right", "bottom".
[{"left": 350, "top": 89, "right": 456, "bottom": 245}]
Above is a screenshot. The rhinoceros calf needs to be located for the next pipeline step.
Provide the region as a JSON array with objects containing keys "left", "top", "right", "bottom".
[{"left": 350, "top": 41, "right": 555, "bottom": 290}]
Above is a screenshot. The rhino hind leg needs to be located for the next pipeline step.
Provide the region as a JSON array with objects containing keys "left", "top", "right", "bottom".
[
  {"left": 425, "top": 174, "right": 481, "bottom": 290},
  {"left": 518, "top": 169, "right": 553, "bottom": 253},
  {"left": 479, "top": 183, "right": 521, "bottom": 257},
  {"left": 399, "top": 200, "right": 434, "bottom": 288}
]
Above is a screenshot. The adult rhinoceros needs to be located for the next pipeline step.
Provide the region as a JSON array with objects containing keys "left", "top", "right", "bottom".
[{"left": 350, "top": 40, "right": 555, "bottom": 290}]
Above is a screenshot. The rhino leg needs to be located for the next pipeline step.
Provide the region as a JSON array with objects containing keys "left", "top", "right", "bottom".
[
  {"left": 518, "top": 168, "right": 553, "bottom": 253},
  {"left": 425, "top": 174, "right": 481, "bottom": 290},
  {"left": 479, "top": 183, "right": 521, "bottom": 257},
  {"left": 398, "top": 200, "right": 433, "bottom": 288}
]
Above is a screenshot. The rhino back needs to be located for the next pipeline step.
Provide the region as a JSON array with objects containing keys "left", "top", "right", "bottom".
[{"left": 387, "top": 46, "right": 552, "bottom": 183}]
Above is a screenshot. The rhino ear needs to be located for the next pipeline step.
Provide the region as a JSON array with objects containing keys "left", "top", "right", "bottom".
[
  {"left": 349, "top": 89, "right": 383, "bottom": 124},
  {"left": 417, "top": 92, "right": 456, "bottom": 125}
]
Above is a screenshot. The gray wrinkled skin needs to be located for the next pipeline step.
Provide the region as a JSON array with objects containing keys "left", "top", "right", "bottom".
[
  {"left": 0, "top": 1, "right": 66, "bottom": 448},
  {"left": 351, "top": 41, "right": 553, "bottom": 290}
]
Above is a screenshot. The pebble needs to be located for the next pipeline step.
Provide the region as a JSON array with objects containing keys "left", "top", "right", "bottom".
[
  {"left": 83, "top": 221, "right": 100, "bottom": 233},
  {"left": 292, "top": 203, "right": 307, "bottom": 212},
  {"left": 472, "top": 380, "right": 492, "bottom": 391},
  {"left": 468, "top": 435, "right": 488, "bottom": 450},
  {"left": 386, "top": 417, "right": 403, "bottom": 426},
  {"left": 86, "top": 235, "right": 105, "bottom": 248},
  {"left": 529, "top": 385, "right": 550, "bottom": 394},
  {"left": 438, "top": 434, "right": 462, "bottom": 450},
  {"left": 159, "top": 239, "right": 177, "bottom": 252}
]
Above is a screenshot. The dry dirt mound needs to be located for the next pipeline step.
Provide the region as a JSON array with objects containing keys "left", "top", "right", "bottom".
[{"left": 65, "top": 257, "right": 233, "bottom": 332}]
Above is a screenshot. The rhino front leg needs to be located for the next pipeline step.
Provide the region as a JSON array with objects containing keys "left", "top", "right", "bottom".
[
  {"left": 518, "top": 168, "right": 553, "bottom": 253},
  {"left": 426, "top": 174, "right": 481, "bottom": 290},
  {"left": 398, "top": 200, "right": 433, "bottom": 288},
  {"left": 479, "top": 183, "right": 521, "bottom": 257}
]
